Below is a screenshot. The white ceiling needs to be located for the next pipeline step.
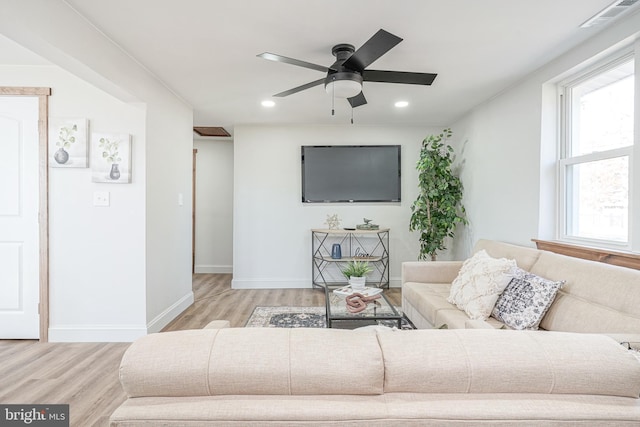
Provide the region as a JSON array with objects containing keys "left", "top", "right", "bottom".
[{"left": 33, "top": 1, "right": 631, "bottom": 130}]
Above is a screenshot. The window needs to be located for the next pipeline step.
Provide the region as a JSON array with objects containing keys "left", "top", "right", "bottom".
[{"left": 559, "top": 52, "right": 634, "bottom": 249}]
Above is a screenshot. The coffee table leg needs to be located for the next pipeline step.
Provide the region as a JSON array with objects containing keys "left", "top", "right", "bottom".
[{"left": 324, "top": 286, "right": 332, "bottom": 328}]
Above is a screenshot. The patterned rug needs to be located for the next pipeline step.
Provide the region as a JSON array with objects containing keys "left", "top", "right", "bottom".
[{"left": 245, "top": 306, "right": 415, "bottom": 330}]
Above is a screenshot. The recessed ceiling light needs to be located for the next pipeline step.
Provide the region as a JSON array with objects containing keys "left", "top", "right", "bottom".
[
  {"left": 261, "top": 100, "right": 275, "bottom": 107},
  {"left": 395, "top": 101, "right": 409, "bottom": 108}
]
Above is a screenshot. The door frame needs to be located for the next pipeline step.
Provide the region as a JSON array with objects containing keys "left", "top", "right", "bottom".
[
  {"left": 1, "top": 87, "right": 51, "bottom": 342},
  {"left": 192, "top": 148, "right": 198, "bottom": 274}
]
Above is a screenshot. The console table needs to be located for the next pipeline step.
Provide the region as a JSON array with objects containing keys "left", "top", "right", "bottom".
[{"left": 311, "top": 228, "right": 389, "bottom": 289}]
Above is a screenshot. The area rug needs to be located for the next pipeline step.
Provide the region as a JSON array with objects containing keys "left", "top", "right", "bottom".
[{"left": 245, "top": 306, "right": 415, "bottom": 330}]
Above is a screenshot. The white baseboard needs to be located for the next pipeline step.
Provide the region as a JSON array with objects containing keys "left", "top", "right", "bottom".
[
  {"left": 232, "top": 279, "right": 312, "bottom": 289},
  {"left": 48, "top": 325, "right": 147, "bottom": 342},
  {"left": 194, "top": 264, "right": 233, "bottom": 274},
  {"left": 48, "top": 291, "right": 195, "bottom": 342},
  {"left": 232, "top": 278, "right": 402, "bottom": 289},
  {"left": 146, "top": 291, "right": 195, "bottom": 334}
]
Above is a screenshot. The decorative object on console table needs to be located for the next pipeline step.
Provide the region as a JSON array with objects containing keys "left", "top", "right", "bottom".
[
  {"left": 331, "top": 243, "right": 342, "bottom": 259},
  {"left": 325, "top": 213, "right": 341, "bottom": 229},
  {"left": 311, "top": 228, "right": 390, "bottom": 289},
  {"left": 356, "top": 218, "right": 379, "bottom": 230},
  {"left": 409, "top": 128, "right": 467, "bottom": 260}
]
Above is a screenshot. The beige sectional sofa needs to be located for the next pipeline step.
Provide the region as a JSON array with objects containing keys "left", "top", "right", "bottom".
[
  {"left": 110, "top": 327, "right": 640, "bottom": 426},
  {"left": 402, "top": 239, "right": 640, "bottom": 346}
]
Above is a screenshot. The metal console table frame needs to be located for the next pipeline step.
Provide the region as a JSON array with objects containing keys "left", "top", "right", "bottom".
[{"left": 311, "top": 228, "right": 390, "bottom": 289}]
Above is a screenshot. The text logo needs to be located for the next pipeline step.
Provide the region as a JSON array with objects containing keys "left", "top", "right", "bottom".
[{"left": 1, "top": 405, "right": 69, "bottom": 426}]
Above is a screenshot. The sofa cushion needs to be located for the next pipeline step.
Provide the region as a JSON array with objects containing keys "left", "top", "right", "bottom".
[
  {"left": 530, "top": 251, "right": 640, "bottom": 333},
  {"left": 465, "top": 318, "right": 507, "bottom": 329},
  {"left": 474, "top": 239, "right": 542, "bottom": 270},
  {"left": 402, "top": 261, "right": 464, "bottom": 284},
  {"left": 541, "top": 293, "right": 640, "bottom": 333},
  {"left": 491, "top": 268, "right": 564, "bottom": 330},
  {"left": 377, "top": 329, "right": 640, "bottom": 398},
  {"left": 120, "top": 328, "right": 384, "bottom": 397},
  {"left": 448, "top": 250, "right": 516, "bottom": 320},
  {"left": 434, "top": 308, "right": 480, "bottom": 329},
  {"left": 402, "top": 282, "right": 453, "bottom": 327}
]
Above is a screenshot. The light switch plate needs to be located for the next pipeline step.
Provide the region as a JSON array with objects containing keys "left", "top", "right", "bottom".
[{"left": 93, "top": 191, "right": 110, "bottom": 207}]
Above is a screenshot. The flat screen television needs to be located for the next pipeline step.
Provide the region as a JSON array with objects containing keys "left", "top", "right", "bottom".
[{"left": 301, "top": 145, "right": 401, "bottom": 203}]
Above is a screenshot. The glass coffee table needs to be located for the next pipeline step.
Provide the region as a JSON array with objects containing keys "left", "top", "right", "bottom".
[{"left": 325, "top": 286, "right": 403, "bottom": 329}]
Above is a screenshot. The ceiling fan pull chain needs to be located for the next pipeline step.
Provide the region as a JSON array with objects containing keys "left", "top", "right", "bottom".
[
  {"left": 331, "top": 76, "right": 335, "bottom": 116},
  {"left": 351, "top": 107, "right": 354, "bottom": 124}
]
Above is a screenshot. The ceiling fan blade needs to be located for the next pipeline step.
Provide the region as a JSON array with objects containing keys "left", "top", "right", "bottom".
[
  {"left": 257, "top": 52, "right": 333, "bottom": 73},
  {"left": 363, "top": 70, "right": 437, "bottom": 85},
  {"left": 348, "top": 91, "right": 367, "bottom": 108},
  {"left": 342, "top": 29, "right": 402, "bottom": 72},
  {"left": 273, "top": 78, "right": 326, "bottom": 97}
]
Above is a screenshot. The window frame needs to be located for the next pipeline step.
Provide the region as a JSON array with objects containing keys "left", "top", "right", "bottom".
[{"left": 557, "top": 48, "right": 635, "bottom": 251}]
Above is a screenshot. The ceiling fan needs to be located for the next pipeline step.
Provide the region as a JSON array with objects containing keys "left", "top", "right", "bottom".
[{"left": 257, "top": 29, "right": 437, "bottom": 111}]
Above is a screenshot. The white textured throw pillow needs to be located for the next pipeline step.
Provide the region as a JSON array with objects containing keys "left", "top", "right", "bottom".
[{"left": 447, "top": 250, "right": 517, "bottom": 320}]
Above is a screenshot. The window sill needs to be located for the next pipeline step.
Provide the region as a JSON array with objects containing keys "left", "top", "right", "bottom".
[{"left": 532, "top": 239, "right": 640, "bottom": 271}]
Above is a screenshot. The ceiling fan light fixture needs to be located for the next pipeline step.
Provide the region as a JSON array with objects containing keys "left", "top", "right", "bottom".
[
  {"left": 395, "top": 101, "right": 409, "bottom": 108},
  {"left": 325, "top": 72, "right": 363, "bottom": 98}
]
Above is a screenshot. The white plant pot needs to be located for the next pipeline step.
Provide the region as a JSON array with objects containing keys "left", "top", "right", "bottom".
[{"left": 349, "top": 276, "right": 366, "bottom": 290}]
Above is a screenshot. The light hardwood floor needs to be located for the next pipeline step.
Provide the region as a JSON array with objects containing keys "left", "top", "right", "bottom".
[{"left": 0, "top": 274, "right": 402, "bottom": 426}]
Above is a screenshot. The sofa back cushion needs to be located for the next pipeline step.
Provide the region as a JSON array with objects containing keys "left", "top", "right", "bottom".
[
  {"left": 530, "top": 251, "right": 640, "bottom": 333},
  {"left": 378, "top": 329, "right": 640, "bottom": 398},
  {"left": 120, "top": 328, "right": 384, "bottom": 398},
  {"left": 473, "top": 239, "right": 542, "bottom": 270}
]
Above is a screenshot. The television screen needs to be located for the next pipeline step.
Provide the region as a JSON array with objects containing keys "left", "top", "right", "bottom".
[{"left": 301, "top": 145, "right": 401, "bottom": 203}]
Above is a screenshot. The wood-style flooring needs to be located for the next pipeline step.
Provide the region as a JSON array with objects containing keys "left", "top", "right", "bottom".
[{"left": 0, "top": 274, "right": 401, "bottom": 426}]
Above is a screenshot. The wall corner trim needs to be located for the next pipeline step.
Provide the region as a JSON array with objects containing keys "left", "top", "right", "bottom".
[{"left": 146, "top": 291, "right": 195, "bottom": 334}]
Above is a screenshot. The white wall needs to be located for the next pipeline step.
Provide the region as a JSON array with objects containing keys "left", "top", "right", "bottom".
[
  {"left": 450, "top": 10, "right": 640, "bottom": 256},
  {"left": 233, "top": 124, "right": 444, "bottom": 289},
  {"left": 0, "top": 1, "right": 195, "bottom": 340},
  {"left": 193, "top": 138, "right": 234, "bottom": 274},
  {"left": 0, "top": 64, "right": 148, "bottom": 341},
  {"left": 451, "top": 82, "right": 543, "bottom": 254},
  {"left": 144, "top": 97, "right": 194, "bottom": 333}
]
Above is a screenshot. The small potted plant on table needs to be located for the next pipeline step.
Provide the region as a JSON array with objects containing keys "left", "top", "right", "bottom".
[{"left": 341, "top": 260, "right": 372, "bottom": 290}]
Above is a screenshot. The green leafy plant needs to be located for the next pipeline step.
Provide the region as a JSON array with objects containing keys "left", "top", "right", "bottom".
[
  {"left": 56, "top": 124, "right": 77, "bottom": 149},
  {"left": 409, "top": 128, "right": 467, "bottom": 261},
  {"left": 99, "top": 137, "right": 122, "bottom": 164},
  {"left": 340, "top": 260, "right": 373, "bottom": 278}
]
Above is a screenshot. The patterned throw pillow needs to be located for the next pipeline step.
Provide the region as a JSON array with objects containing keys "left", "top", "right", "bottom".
[
  {"left": 447, "top": 250, "right": 517, "bottom": 320},
  {"left": 491, "top": 268, "right": 565, "bottom": 330}
]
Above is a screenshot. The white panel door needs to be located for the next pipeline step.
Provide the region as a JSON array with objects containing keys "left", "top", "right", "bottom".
[{"left": 0, "top": 96, "right": 40, "bottom": 338}]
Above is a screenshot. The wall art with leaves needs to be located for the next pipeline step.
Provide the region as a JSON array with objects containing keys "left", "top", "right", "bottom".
[
  {"left": 48, "top": 118, "right": 88, "bottom": 168},
  {"left": 90, "top": 132, "right": 132, "bottom": 183}
]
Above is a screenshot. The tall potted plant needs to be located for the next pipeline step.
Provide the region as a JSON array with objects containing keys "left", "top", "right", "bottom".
[{"left": 409, "top": 128, "right": 466, "bottom": 261}]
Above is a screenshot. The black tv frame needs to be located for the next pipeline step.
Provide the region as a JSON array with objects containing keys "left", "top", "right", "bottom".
[{"left": 301, "top": 145, "right": 401, "bottom": 203}]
